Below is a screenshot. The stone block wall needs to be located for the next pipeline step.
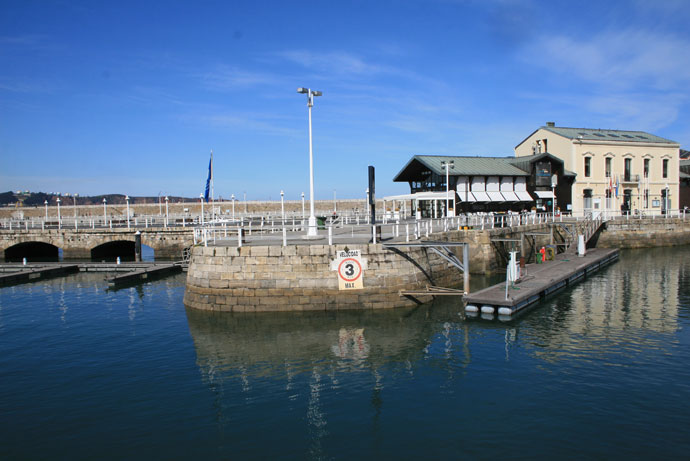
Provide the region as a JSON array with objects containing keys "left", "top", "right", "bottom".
[
  {"left": 183, "top": 243, "right": 463, "bottom": 312},
  {"left": 597, "top": 218, "right": 690, "bottom": 248}
]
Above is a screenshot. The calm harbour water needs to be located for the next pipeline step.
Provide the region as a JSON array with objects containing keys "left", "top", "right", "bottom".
[{"left": 1, "top": 246, "right": 690, "bottom": 460}]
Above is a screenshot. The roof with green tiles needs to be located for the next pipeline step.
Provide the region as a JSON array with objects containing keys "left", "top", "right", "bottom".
[{"left": 393, "top": 155, "right": 530, "bottom": 182}]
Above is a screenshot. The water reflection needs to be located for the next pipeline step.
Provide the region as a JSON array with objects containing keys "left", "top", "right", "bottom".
[{"left": 186, "top": 247, "right": 690, "bottom": 394}]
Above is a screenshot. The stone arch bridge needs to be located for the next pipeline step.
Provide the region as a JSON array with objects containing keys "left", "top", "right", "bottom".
[{"left": 0, "top": 228, "right": 194, "bottom": 261}]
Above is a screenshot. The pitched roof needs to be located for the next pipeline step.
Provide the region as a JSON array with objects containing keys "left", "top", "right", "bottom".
[
  {"left": 544, "top": 126, "right": 677, "bottom": 144},
  {"left": 393, "top": 155, "right": 529, "bottom": 182},
  {"left": 516, "top": 125, "right": 679, "bottom": 149}
]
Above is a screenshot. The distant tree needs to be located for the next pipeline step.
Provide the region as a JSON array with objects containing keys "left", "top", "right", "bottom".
[
  {"left": 24, "top": 192, "right": 53, "bottom": 206},
  {"left": 0, "top": 191, "right": 16, "bottom": 205}
]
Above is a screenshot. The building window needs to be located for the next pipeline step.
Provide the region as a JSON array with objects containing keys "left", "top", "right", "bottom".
[
  {"left": 584, "top": 157, "right": 591, "bottom": 177},
  {"left": 624, "top": 158, "right": 632, "bottom": 182},
  {"left": 663, "top": 159, "right": 668, "bottom": 178},
  {"left": 644, "top": 189, "right": 649, "bottom": 209},
  {"left": 644, "top": 159, "right": 650, "bottom": 178},
  {"left": 583, "top": 189, "right": 593, "bottom": 210},
  {"left": 605, "top": 158, "right": 611, "bottom": 178}
]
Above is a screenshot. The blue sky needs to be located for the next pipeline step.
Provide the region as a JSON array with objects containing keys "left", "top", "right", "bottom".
[{"left": 2, "top": 0, "right": 689, "bottom": 200}]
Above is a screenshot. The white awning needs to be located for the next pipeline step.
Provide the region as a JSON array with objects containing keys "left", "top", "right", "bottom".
[
  {"left": 415, "top": 191, "right": 455, "bottom": 201},
  {"left": 534, "top": 191, "right": 555, "bottom": 199},
  {"left": 472, "top": 191, "right": 491, "bottom": 202},
  {"left": 487, "top": 191, "right": 505, "bottom": 202},
  {"left": 383, "top": 191, "right": 455, "bottom": 201},
  {"left": 515, "top": 191, "right": 534, "bottom": 202},
  {"left": 501, "top": 191, "right": 519, "bottom": 201},
  {"left": 457, "top": 191, "right": 475, "bottom": 202}
]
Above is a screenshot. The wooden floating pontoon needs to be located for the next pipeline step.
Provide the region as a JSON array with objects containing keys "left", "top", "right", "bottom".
[{"left": 463, "top": 247, "right": 619, "bottom": 319}]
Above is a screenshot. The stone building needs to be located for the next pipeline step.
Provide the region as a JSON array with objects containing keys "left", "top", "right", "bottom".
[{"left": 515, "top": 122, "right": 681, "bottom": 216}]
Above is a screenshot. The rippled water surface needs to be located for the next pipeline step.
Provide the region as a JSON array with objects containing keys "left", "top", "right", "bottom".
[{"left": 1, "top": 246, "right": 690, "bottom": 460}]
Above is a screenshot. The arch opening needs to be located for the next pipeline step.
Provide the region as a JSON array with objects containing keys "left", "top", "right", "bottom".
[
  {"left": 5, "top": 242, "right": 60, "bottom": 262},
  {"left": 91, "top": 241, "right": 136, "bottom": 262}
]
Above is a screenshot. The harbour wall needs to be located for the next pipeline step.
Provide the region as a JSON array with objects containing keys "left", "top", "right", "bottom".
[
  {"left": 597, "top": 217, "right": 690, "bottom": 248},
  {"left": 183, "top": 243, "right": 461, "bottom": 312},
  {"left": 184, "top": 219, "right": 690, "bottom": 312}
]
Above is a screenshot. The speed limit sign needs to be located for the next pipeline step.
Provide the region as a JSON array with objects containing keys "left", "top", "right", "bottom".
[{"left": 332, "top": 250, "right": 365, "bottom": 290}]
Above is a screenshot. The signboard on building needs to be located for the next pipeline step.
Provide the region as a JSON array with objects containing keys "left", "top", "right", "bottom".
[{"left": 536, "top": 162, "right": 552, "bottom": 186}]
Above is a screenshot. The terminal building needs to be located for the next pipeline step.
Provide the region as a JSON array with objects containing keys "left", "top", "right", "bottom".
[
  {"left": 391, "top": 123, "right": 681, "bottom": 218},
  {"left": 392, "top": 153, "right": 575, "bottom": 217}
]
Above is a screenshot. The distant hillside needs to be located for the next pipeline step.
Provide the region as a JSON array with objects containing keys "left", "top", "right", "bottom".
[{"left": 0, "top": 192, "right": 198, "bottom": 207}]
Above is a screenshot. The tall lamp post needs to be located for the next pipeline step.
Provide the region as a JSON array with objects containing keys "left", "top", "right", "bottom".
[
  {"left": 200, "top": 193, "right": 204, "bottom": 225},
  {"left": 231, "top": 194, "right": 235, "bottom": 221},
  {"left": 125, "top": 195, "right": 130, "bottom": 230},
  {"left": 57, "top": 197, "right": 61, "bottom": 229},
  {"left": 44, "top": 200, "right": 48, "bottom": 220},
  {"left": 301, "top": 192, "right": 305, "bottom": 219},
  {"left": 165, "top": 196, "right": 169, "bottom": 226},
  {"left": 333, "top": 189, "right": 337, "bottom": 214},
  {"left": 297, "top": 87, "right": 322, "bottom": 237},
  {"left": 440, "top": 160, "right": 454, "bottom": 218},
  {"left": 103, "top": 198, "right": 107, "bottom": 225},
  {"left": 280, "top": 190, "right": 285, "bottom": 223}
]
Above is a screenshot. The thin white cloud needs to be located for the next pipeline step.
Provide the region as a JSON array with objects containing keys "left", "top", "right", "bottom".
[
  {"left": 201, "top": 66, "right": 278, "bottom": 90},
  {"left": 277, "top": 50, "right": 390, "bottom": 76},
  {"left": 525, "top": 30, "right": 690, "bottom": 91},
  {"left": 201, "top": 113, "right": 298, "bottom": 137}
]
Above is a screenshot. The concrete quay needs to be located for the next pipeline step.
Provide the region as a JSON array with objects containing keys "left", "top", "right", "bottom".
[{"left": 184, "top": 215, "right": 690, "bottom": 313}]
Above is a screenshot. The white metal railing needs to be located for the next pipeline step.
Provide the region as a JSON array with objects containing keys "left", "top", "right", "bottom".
[{"left": 188, "top": 211, "right": 621, "bottom": 248}]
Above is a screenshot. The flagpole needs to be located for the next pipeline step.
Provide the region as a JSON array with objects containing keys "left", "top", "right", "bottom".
[{"left": 210, "top": 149, "right": 214, "bottom": 219}]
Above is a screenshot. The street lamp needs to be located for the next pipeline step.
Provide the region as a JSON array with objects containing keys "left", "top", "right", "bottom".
[
  {"left": 333, "top": 189, "right": 337, "bottom": 214},
  {"left": 125, "top": 195, "right": 130, "bottom": 230},
  {"left": 73, "top": 194, "right": 78, "bottom": 219},
  {"left": 231, "top": 194, "right": 235, "bottom": 221},
  {"left": 165, "top": 196, "right": 169, "bottom": 226},
  {"left": 44, "top": 200, "right": 48, "bottom": 220},
  {"left": 440, "top": 160, "right": 454, "bottom": 218},
  {"left": 280, "top": 190, "right": 285, "bottom": 222},
  {"left": 103, "top": 198, "right": 107, "bottom": 224},
  {"left": 200, "top": 193, "right": 204, "bottom": 225},
  {"left": 297, "top": 87, "right": 323, "bottom": 237},
  {"left": 244, "top": 191, "right": 247, "bottom": 214},
  {"left": 57, "top": 197, "right": 61, "bottom": 229},
  {"left": 301, "top": 192, "right": 305, "bottom": 219}
]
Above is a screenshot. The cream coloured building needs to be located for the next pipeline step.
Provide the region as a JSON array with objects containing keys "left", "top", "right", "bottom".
[{"left": 515, "top": 122, "right": 680, "bottom": 216}]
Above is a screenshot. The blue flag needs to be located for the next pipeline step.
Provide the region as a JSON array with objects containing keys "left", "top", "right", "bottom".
[{"left": 204, "top": 153, "right": 212, "bottom": 202}]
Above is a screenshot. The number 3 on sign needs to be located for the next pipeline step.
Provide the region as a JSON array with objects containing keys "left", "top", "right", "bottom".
[{"left": 337, "top": 257, "right": 363, "bottom": 290}]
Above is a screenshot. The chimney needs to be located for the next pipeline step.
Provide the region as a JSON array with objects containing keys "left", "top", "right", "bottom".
[{"left": 546, "top": 121, "right": 555, "bottom": 127}]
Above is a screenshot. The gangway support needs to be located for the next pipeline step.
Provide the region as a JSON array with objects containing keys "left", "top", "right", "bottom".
[{"left": 382, "top": 240, "right": 470, "bottom": 294}]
